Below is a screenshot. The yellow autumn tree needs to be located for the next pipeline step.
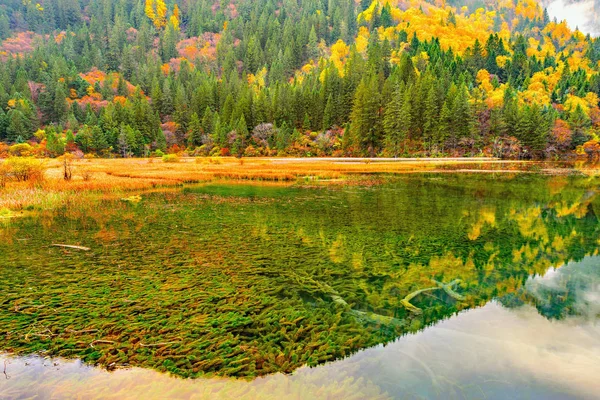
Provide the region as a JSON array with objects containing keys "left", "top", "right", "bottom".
[
  {"left": 515, "top": 0, "right": 542, "bottom": 20},
  {"left": 144, "top": 0, "right": 156, "bottom": 22},
  {"left": 145, "top": 0, "right": 168, "bottom": 29},
  {"left": 155, "top": 0, "right": 167, "bottom": 29},
  {"left": 355, "top": 27, "right": 369, "bottom": 55},
  {"left": 247, "top": 67, "right": 267, "bottom": 93},
  {"left": 330, "top": 40, "right": 349, "bottom": 74},
  {"left": 170, "top": 4, "right": 180, "bottom": 30}
]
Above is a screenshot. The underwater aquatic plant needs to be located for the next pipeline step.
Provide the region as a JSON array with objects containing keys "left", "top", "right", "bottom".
[{"left": 1, "top": 174, "right": 599, "bottom": 378}]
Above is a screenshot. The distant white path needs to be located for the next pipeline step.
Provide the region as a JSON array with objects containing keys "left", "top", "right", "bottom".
[{"left": 265, "top": 157, "right": 505, "bottom": 163}]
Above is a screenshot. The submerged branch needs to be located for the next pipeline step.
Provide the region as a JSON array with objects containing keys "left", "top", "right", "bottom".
[
  {"left": 65, "top": 328, "right": 98, "bottom": 335},
  {"left": 51, "top": 244, "right": 91, "bottom": 251},
  {"left": 290, "top": 272, "right": 404, "bottom": 326},
  {"left": 432, "top": 279, "right": 465, "bottom": 301},
  {"left": 89, "top": 340, "right": 115, "bottom": 348},
  {"left": 401, "top": 279, "right": 465, "bottom": 314},
  {"left": 139, "top": 339, "right": 182, "bottom": 348}
]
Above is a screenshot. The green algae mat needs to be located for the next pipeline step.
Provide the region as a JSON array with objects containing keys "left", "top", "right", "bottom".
[{"left": 1, "top": 174, "right": 600, "bottom": 378}]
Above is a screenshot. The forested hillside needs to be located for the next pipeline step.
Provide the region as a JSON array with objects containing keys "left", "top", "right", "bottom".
[{"left": 0, "top": 0, "right": 599, "bottom": 158}]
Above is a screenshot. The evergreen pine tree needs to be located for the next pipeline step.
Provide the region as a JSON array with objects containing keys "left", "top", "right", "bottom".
[
  {"left": 91, "top": 126, "right": 109, "bottom": 154},
  {"left": 54, "top": 84, "right": 69, "bottom": 124},
  {"left": 307, "top": 26, "right": 319, "bottom": 61},
  {"left": 350, "top": 75, "right": 382, "bottom": 155},
  {"left": 201, "top": 107, "right": 214, "bottom": 136},
  {"left": 323, "top": 94, "right": 334, "bottom": 131},
  {"left": 422, "top": 85, "right": 439, "bottom": 153},
  {"left": 383, "top": 83, "right": 406, "bottom": 156},
  {"left": 437, "top": 100, "right": 453, "bottom": 152},
  {"left": 276, "top": 122, "right": 292, "bottom": 152},
  {"left": 569, "top": 105, "right": 591, "bottom": 146},
  {"left": 187, "top": 112, "right": 202, "bottom": 147}
]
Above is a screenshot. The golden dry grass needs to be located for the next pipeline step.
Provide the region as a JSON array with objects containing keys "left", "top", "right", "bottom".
[
  {"left": 58, "top": 156, "right": 527, "bottom": 182},
  {"left": 0, "top": 156, "right": 572, "bottom": 211}
]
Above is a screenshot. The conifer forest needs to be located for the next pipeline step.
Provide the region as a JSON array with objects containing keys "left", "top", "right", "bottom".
[{"left": 0, "top": 0, "right": 599, "bottom": 159}]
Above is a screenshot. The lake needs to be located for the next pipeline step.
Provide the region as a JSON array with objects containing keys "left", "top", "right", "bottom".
[{"left": 1, "top": 173, "right": 599, "bottom": 399}]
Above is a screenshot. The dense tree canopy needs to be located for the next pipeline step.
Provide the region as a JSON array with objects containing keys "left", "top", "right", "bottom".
[{"left": 0, "top": 0, "right": 599, "bottom": 158}]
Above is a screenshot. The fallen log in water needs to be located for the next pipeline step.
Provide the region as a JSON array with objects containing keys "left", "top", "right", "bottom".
[
  {"left": 291, "top": 273, "right": 405, "bottom": 327},
  {"left": 432, "top": 279, "right": 465, "bottom": 301},
  {"left": 51, "top": 244, "right": 91, "bottom": 251},
  {"left": 401, "top": 279, "right": 465, "bottom": 314}
]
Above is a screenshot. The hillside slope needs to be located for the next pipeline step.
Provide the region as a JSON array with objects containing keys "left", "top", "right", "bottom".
[{"left": 0, "top": 0, "right": 598, "bottom": 159}]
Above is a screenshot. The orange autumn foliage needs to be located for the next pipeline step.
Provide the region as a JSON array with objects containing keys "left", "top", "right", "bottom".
[
  {"left": 551, "top": 119, "right": 573, "bottom": 151},
  {"left": 0, "top": 31, "right": 42, "bottom": 59},
  {"left": 113, "top": 96, "right": 128, "bottom": 105},
  {"left": 78, "top": 69, "right": 137, "bottom": 96}
]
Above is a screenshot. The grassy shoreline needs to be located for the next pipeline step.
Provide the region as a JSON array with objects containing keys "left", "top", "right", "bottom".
[{"left": 0, "top": 157, "right": 592, "bottom": 212}]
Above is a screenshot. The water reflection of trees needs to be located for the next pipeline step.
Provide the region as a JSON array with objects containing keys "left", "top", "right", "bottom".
[
  {"left": 1, "top": 175, "right": 599, "bottom": 377},
  {"left": 248, "top": 175, "right": 600, "bottom": 333}
]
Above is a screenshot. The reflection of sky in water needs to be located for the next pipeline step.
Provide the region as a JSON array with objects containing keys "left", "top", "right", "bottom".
[
  {"left": 526, "top": 256, "right": 600, "bottom": 320},
  {"left": 546, "top": 0, "right": 599, "bottom": 36},
  {"left": 2, "top": 259, "right": 599, "bottom": 399}
]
